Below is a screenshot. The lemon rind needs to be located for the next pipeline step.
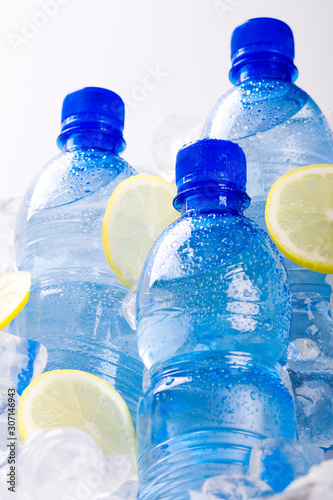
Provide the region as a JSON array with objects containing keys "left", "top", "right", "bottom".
[
  {"left": 265, "top": 164, "right": 333, "bottom": 274},
  {"left": 0, "top": 271, "right": 31, "bottom": 329},
  {"left": 17, "top": 369, "right": 137, "bottom": 475},
  {"left": 102, "top": 174, "right": 178, "bottom": 288}
]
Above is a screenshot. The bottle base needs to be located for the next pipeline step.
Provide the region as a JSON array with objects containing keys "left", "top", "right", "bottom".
[
  {"left": 138, "top": 429, "right": 260, "bottom": 499},
  {"left": 137, "top": 352, "right": 296, "bottom": 499}
]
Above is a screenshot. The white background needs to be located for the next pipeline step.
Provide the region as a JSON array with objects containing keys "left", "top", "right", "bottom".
[{"left": 1, "top": 0, "right": 333, "bottom": 199}]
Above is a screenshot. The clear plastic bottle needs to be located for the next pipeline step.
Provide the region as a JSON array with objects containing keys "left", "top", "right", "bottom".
[
  {"left": 202, "top": 17, "right": 333, "bottom": 301},
  {"left": 9, "top": 87, "right": 143, "bottom": 422},
  {"left": 136, "top": 139, "right": 296, "bottom": 499}
]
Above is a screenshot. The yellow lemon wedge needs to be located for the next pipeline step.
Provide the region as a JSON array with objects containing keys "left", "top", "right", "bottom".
[
  {"left": 103, "top": 174, "right": 179, "bottom": 287},
  {"left": 265, "top": 164, "right": 333, "bottom": 273},
  {"left": 0, "top": 271, "right": 31, "bottom": 329},
  {"left": 17, "top": 369, "right": 137, "bottom": 478}
]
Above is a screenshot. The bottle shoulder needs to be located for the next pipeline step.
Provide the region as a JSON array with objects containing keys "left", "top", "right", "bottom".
[
  {"left": 202, "top": 79, "right": 331, "bottom": 141},
  {"left": 208, "top": 80, "right": 308, "bottom": 112},
  {"left": 139, "top": 211, "right": 286, "bottom": 287},
  {"left": 18, "top": 149, "right": 136, "bottom": 219}
]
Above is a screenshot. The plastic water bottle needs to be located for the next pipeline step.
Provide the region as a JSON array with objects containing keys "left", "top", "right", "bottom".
[
  {"left": 202, "top": 17, "right": 333, "bottom": 301},
  {"left": 136, "top": 139, "right": 296, "bottom": 499},
  {"left": 9, "top": 87, "right": 143, "bottom": 422}
]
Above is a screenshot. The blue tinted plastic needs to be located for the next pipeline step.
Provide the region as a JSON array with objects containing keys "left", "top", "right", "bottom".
[
  {"left": 10, "top": 88, "right": 143, "bottom": 424},
  {"left": 202, "top": 23, "right": 333, "bottom": 301},
  {"left": 136, "top": 139, "right": 295, "bottom": 498},
  {"left": 0, "top": 331, "right": 47, "bottom": 402},
  {"left": 202, "top": 21, "right": 333, "bottom": 460},
  {"left": 229, "top": 18, "right": 298, "bottom": 84}
]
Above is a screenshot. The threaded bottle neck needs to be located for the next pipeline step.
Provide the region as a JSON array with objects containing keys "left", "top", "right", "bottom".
[
  {"left": 230, "top": 59, "right": 295, "bottom": 85},
  {"left": 57, "top": 128, "right": 124, "bottom": 153},
  {"left": 173, "top": 180, "right": 250, "bottom": 216}
]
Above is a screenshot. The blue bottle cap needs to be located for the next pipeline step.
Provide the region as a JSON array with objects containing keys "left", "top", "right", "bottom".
[
  {"left": 174, "top": 139, "right": 250, "bottom": 210},
  {"left": 229, "top": 17, "right": 298, "bottom": 84},
  {"left": 57, "top": 87, "right": 125, "bottom": 150}
]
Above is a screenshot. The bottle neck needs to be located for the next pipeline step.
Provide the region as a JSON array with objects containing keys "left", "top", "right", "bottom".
[
  {"left": 230, "top": 60, "right": 296, "bottom": 86},
  {"left": 173, "top": 181, "right": 251, "bottom": 216},
  {"left": 57, "top": 128, "right": 124, "bottom": 154}
]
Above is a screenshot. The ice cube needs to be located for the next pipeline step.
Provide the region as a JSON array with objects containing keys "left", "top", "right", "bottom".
[
  {"left": 98, "top": 480, "right": 139, "bottom": 499},
  {"left": 248, "top": 437, "right": 324, "bottom": 493},
  {"left": 122, "top": 284, "right": 137, "bottom": 331},
  {"left": 98, "top": 454, "right": 136, "bottom": 496},
  {"left": 271, "top": 459, "right": 333, "bottom": 500},
  {"left": 286, "top": 293, "right": 333, "bottom": 370},
  {"left": 0, "top": 331, "right": 47, "bottom": 399},
  {"left": 151, "top": 115, "right": 201, "bottom": 183},
  {"left": 286, "top": 338, "right": 321, "bottom": 362},
  {"left": 0, "top": 333, "right": 46, "bottom": 484},
  {"left": 323, "top": 445, "right": 333, "bottom": 460},
  {"left": 142, "top": 367, "right": 150, "bottom": 393},
  {"left": 290, "top": 376, "right": 333, "bottom": 447},
  {"left": 19, "top": 428, "right": 106, "bottom": 500},
  {"left": 0, "top": 197, "right": 21, "bottom": 275},
  {"left": 0, "top": 465, "right": 29, "bottom": 499},
  {"left": 189, "top": 491, "right": 218, "bottom": 500},
  {"left": 18, "top": 428, "right": 135, "bottom": 500},
  {"left": 0, "top": 416, "right": 8, "bottom": 467},
  {"left": 284, "top": 293, "right": 333, "bottom": 447},
  {"left": 201, "top": 474, "right": 273, "bottom": 498}
]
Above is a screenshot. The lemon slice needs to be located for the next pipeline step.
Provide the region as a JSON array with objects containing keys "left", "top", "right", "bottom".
[
  {"left": 103, "top": 174, "right": 179, "bottom": 287},
  {"left": 0, "top": 271, "right": 31, "bottom": 329},
  {"left": 265, "top": 164, "right": 333, "bottom": 273},
  {"left": 17, "top": 369, "right": 137, "bottom": 478}
]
